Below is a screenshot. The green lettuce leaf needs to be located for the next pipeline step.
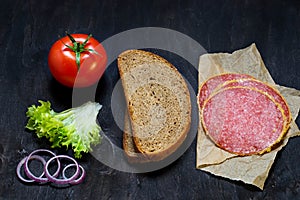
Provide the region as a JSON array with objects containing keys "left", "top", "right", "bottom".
[{"left": 26, "top": 100, "right": 102, "bottom": 158}]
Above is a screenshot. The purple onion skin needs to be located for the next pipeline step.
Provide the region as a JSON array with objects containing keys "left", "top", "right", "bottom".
[{"left": 16, "top": 155, "right": 46, "bottom": 183}]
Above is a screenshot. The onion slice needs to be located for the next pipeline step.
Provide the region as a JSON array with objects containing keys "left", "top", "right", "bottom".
[
  {"left": 16, "top": 149, "right": 85, "bottom": 186},
  {"left": 44, "top": 155, "right": 80, "bottom": 185},
  {"left": 16, "top": 155, "right": 46, "bottom": 183},
  {"left": 24, "top": 149, "right": 61, "bottom": 183},
  {"left": 62, "top": 163, "right": 86, "bottom": 185}
]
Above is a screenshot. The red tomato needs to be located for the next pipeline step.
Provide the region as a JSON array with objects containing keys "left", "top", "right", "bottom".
[{"left": 48, "top": 33, "right": 107, "bottom": 88}]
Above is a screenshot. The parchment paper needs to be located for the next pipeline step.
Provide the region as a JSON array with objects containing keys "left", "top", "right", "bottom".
[{"left": 196, "top": 43, "right": 300, "bottom": 189}]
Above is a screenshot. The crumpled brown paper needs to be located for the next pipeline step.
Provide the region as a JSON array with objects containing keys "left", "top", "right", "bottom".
[{"left": 196, "top": 43, "right": 300, "bottom": 189}]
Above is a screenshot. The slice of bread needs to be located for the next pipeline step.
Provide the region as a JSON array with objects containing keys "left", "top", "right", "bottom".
[
  {"left": 118, "top": 49, "right": 191, "bottom": 162},
  {"left": 123, "top": 111, "right": 150, "bottom": 163}
]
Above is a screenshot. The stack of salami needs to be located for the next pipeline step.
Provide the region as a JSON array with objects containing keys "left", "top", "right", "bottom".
[{"left": 198, "top": 73, "right": 291, "bottom": 156}]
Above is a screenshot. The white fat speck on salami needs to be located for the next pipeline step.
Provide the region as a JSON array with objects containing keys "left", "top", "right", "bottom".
[{"left": 201, "top": 86, "right": 286, "bottom": 156}]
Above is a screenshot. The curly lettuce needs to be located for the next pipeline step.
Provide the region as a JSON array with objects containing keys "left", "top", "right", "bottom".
[{"left": 26, "top": 100, "right": 102, "bottom": 158}]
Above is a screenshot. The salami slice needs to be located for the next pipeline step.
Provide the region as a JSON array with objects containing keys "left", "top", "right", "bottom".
[
  {"left": 201, "top": 87, "right": 286, "bottom": 155},
  {"left": 198, "top": 73, "right": 253, "bottom": 109},
  {"left": 216, "top": 78, "right": 291, "bottom": 126}
]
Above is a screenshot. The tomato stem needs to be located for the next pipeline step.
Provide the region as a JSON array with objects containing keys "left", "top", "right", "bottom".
[{"left": 63, "top": 32, "right": 99, "bottom": 70}]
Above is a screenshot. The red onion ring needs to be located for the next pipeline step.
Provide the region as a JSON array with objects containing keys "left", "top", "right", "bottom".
[
  {"left": 44, "top": 155, "right": 79, "bottom": 185},
  {"left": 16, "top": 149, "right": 85, "bottom": 185},
  {"left": 62, "top": 163, "right": 86, "bottom": 185},
  {"left": 16, "top": 155, "right": 46, "bottom": 183},
  {"left": 24, "top": 149, "right": 61, "bottom": 183}
]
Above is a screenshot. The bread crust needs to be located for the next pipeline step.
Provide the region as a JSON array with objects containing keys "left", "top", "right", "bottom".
[{"left": 118, "top": 49, "right": 191, "bottom": 162}]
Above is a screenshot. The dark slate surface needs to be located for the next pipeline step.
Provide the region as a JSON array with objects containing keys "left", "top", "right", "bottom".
[{"left": 1, "top": 0, "right": 300, "bottom": 199}]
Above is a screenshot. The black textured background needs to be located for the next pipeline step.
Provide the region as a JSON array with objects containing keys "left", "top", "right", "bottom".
[{"left": 1, "top": 0, "right": 300, "bottom": 199}]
